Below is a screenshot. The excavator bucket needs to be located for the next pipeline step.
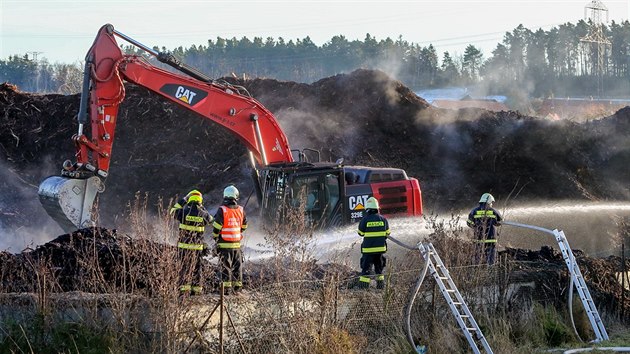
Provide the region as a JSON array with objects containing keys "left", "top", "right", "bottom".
[{"left": 38, "top": 176, "right": 103, "bottom": 233}]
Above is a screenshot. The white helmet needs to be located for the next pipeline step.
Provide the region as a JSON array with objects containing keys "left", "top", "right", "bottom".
[
  {"left": 479, "top": 193, "right": 495, "bottom": 204},
  {"left": 366, "top": 197, "right": 380, "bottom": 210},
  {"left": 224, "top": 185, "right": 239, "bottom": 200}
]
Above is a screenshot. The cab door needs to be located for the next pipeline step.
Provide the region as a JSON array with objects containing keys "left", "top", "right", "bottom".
[{"left": 289, "top": 171, "right": 341, "bottom": 227}]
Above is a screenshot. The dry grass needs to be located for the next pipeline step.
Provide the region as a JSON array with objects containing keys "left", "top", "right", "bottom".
[{"left": 1, "top": 200, "right": 630, "bottom": 353}]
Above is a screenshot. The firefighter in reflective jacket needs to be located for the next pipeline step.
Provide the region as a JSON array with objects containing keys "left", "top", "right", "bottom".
[
  {"left": 357, "top": 197, "right": 390, "bottom": 289},
  {"left": 467, "top": 193, "right": 502, "bottom": 265},
  {"left": 212, "top": 185, "right": 248, "bottom": 293},
  {"left": 172, "top": 190, "right": 213, "bottom": 295}
]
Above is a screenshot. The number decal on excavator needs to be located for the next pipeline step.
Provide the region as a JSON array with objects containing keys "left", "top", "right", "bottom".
[{"left": 351, "top": 211, "right": 364, "bottom": 220}]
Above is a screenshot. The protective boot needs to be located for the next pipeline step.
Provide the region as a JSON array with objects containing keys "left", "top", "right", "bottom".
[
  {"left": 358, "top": 276, "right": 371, "bottom": 289},
  {"left": 376, "top": 280, "right": 385, "bottom": 290}
]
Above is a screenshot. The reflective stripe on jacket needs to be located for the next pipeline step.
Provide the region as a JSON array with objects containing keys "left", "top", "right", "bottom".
[
  {"left": 467, "top": 203, "right": 502, "bottom": 240},
  {"left": 218, "top": 205, "right": 244, "bottom": 242},
  {"left": 177, "top": 242, "right": 204, "bottom": 250},
  {"left": 358, "top": 211, "right": 390, "bottom": 254},
  {"left": 213, "top": 204, "right": 247, "bottom": 248},
  {"left": 174, "top": 202, "right": 212, "bottom": 235}
]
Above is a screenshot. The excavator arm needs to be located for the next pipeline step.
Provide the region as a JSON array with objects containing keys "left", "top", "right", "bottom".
[{"left": 38, "top": 24, "right": 293, "bottom": 232}]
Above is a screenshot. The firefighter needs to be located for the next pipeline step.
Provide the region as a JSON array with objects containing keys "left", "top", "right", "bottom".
[
  {"left": 357, "top": 196, "right": 390, "bottom": 289},
  {"left": 467, "top": 193, "right": 502, "bottom": 265},
  {"left": 212, "top": 185, "right": 248, "bottom": 294},
  {"left": 172, "top": 189, "right": 213, "bottom": 295}
]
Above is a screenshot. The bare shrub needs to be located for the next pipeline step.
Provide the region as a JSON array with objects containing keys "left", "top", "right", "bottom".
[{"left": 3, "top": 206, "right": 629, "bottom": 352}]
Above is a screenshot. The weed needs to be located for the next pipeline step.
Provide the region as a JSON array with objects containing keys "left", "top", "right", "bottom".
[{"left": 2, "top": 205, "right": 629, "bottom": 353}]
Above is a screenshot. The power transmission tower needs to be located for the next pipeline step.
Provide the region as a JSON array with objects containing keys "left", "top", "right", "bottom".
[
  {"left": 580, "top": 0, "right": 611, "bottom": 97},
  {"left": 26, "top": 51, "right": 44, "bottom": 61}
]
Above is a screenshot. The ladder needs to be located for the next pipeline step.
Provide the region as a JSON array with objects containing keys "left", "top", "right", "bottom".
[
  {"left": 418, "top": 243, "right": 493, "bottom": 354},
  {"left": 554, "top": 229, "right": 609, "bottom": 342},
  {"left": 501, "top": 221, "right": 609, "bottom": 343}
]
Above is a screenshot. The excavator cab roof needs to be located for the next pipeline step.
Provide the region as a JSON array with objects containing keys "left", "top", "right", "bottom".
[{"left": 263, "top": 162, "right": 409, "bottom": 184}]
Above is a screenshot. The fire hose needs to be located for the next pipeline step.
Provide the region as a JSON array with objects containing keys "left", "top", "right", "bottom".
[{"left": 388, "top": 236, "right": 429, "bottom": 353}]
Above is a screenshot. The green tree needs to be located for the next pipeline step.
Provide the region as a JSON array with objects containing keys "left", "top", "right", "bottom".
[
  {"left": 0, "top": 54, "right": 40, "bottom": 91},
  {"left": 462, "top": 45, "right": 483, "bottom": 82},
  {"left": 480, "top": 43, "right": 510, "bottom": 91},
  {"left": 526, "top": 28, "right": 551, "bottom": 96},
  {"left": 439, "top": 51, "right": 460, "bottom": 85},
  {"left": 53, "top": 63, "right": 83, "bottom": 94}
]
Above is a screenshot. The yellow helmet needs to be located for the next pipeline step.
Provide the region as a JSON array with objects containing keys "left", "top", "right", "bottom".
[
  {"left": 187, "top": 190, "right": 203, "bottom": 204},
  {"left": 224, "top": 185, "right": 239, "bottom": 200},
  {"left": 479, "top": 193, "right": 495, "bottom": 204},
  {"left": 366, "top": 197, "right": 380, "bottom": 210}
]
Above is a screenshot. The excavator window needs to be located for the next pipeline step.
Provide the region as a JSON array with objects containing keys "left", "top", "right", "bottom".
[
  {"left": 324, "top": 173, "right": 340, "bottom": 219},
  {"left": 290, "top": 176, "right": 320, "bottom": 211},
  {"left": 367, "top": 171, "right": 405, "bottom": 183},
  {"left": 286, "top": 172, "right": 341, "bottom": 227},
  {"left": 306, "top": 180, "right": 320, "bottom": 210}
]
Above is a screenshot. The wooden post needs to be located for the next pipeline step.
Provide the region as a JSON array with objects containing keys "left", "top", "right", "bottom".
[{"left": 220, "top": 283, "right": 224, "bottom": 354}]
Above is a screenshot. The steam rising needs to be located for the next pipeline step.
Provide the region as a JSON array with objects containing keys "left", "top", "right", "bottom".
[{"left": 0, "top": 160, "right": 63, "bottom": 252}]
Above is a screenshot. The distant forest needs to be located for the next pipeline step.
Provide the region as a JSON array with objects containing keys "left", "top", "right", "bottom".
[{"left": 2, "top": 20, "right": 630, "bottom": 99}]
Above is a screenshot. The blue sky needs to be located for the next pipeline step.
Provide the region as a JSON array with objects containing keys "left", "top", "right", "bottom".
[{"left": 1, "top": 0, "right": 628, "bottom": 63}]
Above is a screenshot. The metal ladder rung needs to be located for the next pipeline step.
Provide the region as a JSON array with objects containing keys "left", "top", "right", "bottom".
[
  {"left": 420, "top": 242, "right": 493, "bottom": 353},
  {"left": 556, "top": 230, "right": 609, "bottom": 342}
]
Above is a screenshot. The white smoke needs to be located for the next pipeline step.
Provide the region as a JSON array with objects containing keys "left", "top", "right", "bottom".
[
  {"left": 0, "top": 160, "right": 64, "bottom": 253},
  {"left": 273, "top": 106, "right": 360, "bottom": 162}
]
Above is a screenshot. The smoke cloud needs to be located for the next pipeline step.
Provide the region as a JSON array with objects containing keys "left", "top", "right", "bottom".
[{"left": 0, "top": 160, "right": 64, "bottom": 252}]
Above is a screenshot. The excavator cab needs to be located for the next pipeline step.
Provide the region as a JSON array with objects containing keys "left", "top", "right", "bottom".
[{"left": 257, "top": 163, "right": 344, "bottom": 228}]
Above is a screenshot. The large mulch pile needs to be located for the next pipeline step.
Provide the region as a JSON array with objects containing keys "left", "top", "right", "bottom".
[
  {"left": 1, "top": 70, "right": 628, "bottom": 234},
  {"left": 0, "top": 227, "right": 353, "bottom": 294},
  {"left": 1, "top": 227, "right": 629, "bottom": 321},
  {"left": 1, "top": 70, "right": 629, "bottom": 302}
]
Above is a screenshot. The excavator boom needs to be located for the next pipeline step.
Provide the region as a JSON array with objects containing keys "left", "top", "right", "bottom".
[{"left": 39, "top": 24, "right": 292, "bottom": 232}]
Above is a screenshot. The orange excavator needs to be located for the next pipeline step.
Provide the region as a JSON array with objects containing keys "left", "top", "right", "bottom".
[{"left": 38, "top": 24, "right": 422, "bottom": 233}]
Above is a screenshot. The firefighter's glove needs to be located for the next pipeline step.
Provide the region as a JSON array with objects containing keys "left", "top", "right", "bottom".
[{"left": 169, "top": 202, "right": 183, "bottom": 215}]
